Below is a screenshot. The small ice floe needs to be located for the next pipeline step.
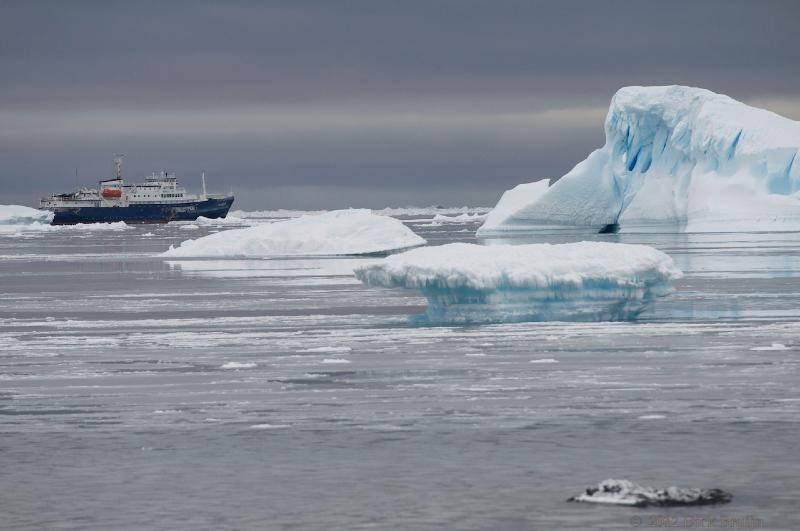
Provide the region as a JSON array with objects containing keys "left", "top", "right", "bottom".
[
  {"left": 529, "top": 358, "right": 558, "bottom": 364},
  {"left": 179, "top": 224, "right": 200, "bottom": 230},
  {"left": 568, "top": 479, "right": 732, "bottom": 507},
  {"left": 750, "top": 343, "right": 790, "bottom": 351},
  {"left": 220, "top": 361, "right": 257, "bottom": 369},
  {"left": 162, "top": 209, "right": 425, "bottom": 257},
  {"left": 249, "top": 423, "right": 290, "bottom": 430},
  {"left": 321, "top": 358, "right": 351, "bottom": 364},
  {"left": 142, "top": 232, "right": 154, "bottom": 237},
  {"left": 354, "top": 242, "right": 682, "bottom": 324},
  {"left": 301, "top": 346, "right": 352, "bottom": 353},
  {"left": 637, "top": 414, "right": 666, "bottom": 420}
]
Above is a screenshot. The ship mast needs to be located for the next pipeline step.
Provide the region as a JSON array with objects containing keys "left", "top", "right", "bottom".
[
  {"left": 114, "top": 154, "right": 125, "bottom": 180},
  {"left": 202, "top": 172, "right": 207, "bottom": 199}
]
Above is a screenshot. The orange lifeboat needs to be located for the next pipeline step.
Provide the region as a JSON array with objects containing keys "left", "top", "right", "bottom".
[{"left": 101, "top": 188, "right": 122, "bottom": 199}]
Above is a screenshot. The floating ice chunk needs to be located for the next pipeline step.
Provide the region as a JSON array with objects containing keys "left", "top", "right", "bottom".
[
  {"left": 354, "top": 242, "right": 682, "bottom": 324},
  {"left": 750, "top": 343, "right": 791, "bottom": 351},
  {"left": 479, "top": 85, "right": 800, "bottom": 234},
  {"left": 637, "top": 414, "right": 666, "bottom": 420},
  {"left": 249, "top": 423, "right": 290, "bottom": 429},
  {"left": 321, "top": 358, "right": 351, "bottom": 364},
  {"left": 568, "top": 479, "right": 732, "bottom": 507},
  {"left": 162, "top": 209, "right": 426, "bottom": 257},
  {"left": 0, "top": 205, "right": 53, "bottom": 225},
  {"left": 301, "top": 346, "right": 352, "bottom": 353},
  {"left": 431, "top": 212, "right": 488, "bottom": 223},
  {"left": 179, "top": 224, "right": 200, "bottom": 230},
  {"left": 195, "top": 215, "right": 249, "bottom": 226},
  {"left": 529, "top": 358, "right": 559, "bottom": 364},
  {"left": 220, "top": 361, "right": 257, "bottom": 369}
]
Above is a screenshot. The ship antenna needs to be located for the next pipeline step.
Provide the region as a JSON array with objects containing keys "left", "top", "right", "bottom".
[
  {"left": 202, "top": 171, "right": 207, "bottom": 199},
  {"left": 114, "top": 154, "right": 125, "bottom": 180}
]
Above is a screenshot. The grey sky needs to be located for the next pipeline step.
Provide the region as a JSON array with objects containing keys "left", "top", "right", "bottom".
[{"left": 1, "top": 0, "right": 799, "bottom": 208}]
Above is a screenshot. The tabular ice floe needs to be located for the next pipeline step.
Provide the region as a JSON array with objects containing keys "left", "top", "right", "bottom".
[
  {"left": 162, "top": 209, "right": 426, "bottom": 257},
  {"left": 354, "top": 242, "right": 682, "bottom": 324},
  {"left": 478, "top": 85, "right": 800, "bottom": 235}
]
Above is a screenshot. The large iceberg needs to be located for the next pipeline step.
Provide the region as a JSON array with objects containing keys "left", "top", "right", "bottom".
[
  {"left": 478, "top": 85, "right": 800, "bottom": 234},
  {"left": 163, "top": 209, "right": 426, "bottom": 257},
  {"left": 0, "top": 205, "right": 53, "bottom": 225},
  {"left": 354, "top": 242, "right": 682, "bottom": 324}
]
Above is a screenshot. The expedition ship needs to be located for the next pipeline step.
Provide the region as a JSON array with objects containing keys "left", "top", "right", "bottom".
[{"left": 40, "top": 157, "right": 234, "bottom": 225}]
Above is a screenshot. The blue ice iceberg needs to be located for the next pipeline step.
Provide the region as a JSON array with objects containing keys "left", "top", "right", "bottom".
[
  {"left": 478, "top": 85, "right": 800, "bottom": 234},
  {"left": 354, "top": 242, "right": 682, "bottom": 324}
]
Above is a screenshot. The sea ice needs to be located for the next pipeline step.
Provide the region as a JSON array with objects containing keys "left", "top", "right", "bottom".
[
  {"left": 0, "top": 205, "right": 53, "bottom": 225},
  {"left": 750, "top": 343, "right": 791, "bottom": 351},
  {"left": 478, "top": 85, "right": 800, "bottom": 234},
  {"left": 220, "top": 361, "right": 257, "bottom": 369},
  {"left": 162, "top": 209, "right": 426, "bottom": 257},
  {"left": 354, "top": 242, "right": 682, "bottom": 324},
  {"left": 568, "top": 479, "right": 732, "bottom": 507}
]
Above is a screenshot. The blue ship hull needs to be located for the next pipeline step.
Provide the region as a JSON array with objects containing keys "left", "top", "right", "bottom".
[{"left": 50, "top": 196, "right": 234, "bottom": 225}]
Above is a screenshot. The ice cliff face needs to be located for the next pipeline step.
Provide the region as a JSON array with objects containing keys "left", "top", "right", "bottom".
[{"left": 479, "top": 85, "right": 800, "bottom": 234}]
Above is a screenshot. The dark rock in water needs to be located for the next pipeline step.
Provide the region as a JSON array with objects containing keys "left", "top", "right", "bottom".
[{"left": 567, "top": 479, "right": 733, "bottom": 507}]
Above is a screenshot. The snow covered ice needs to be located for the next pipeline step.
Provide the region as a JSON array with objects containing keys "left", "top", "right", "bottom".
[
  {"left": 478, "top": 85, "right": 800, "bottom": 234},
  {"left": 568, "top": 479, "right": 733, "bottom": 507},
  {"left": 0, "top": 205, "right": 53, "bottom": 225},
  {"left": 162, "top": 209, "right": 426, "bottom": 257},
  {"left": 354, "top": 242, "right": 682, "bottom": 324}
]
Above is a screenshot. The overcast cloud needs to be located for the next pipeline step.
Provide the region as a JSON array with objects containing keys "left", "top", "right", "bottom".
[{"left": 1, "top": 0, "right": 799, "bottom": 208}]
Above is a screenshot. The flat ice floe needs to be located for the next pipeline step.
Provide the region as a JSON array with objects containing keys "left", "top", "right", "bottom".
[
  {"left": 162, "top": 209, "right": 426, "bottom": 257},
  {"left": 354, "top": 242, "right": 682, "bottom": 324},
  {"left": 568, "top": 479, "right": 732, "bottom": 507}
]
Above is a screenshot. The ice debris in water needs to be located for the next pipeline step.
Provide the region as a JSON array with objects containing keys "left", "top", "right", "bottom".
[
  {"left": 479, "top": 85, "right": 800, "bottom": 234},
  {"left": 220, "top": 361, "right": 257, "bottom": 369},
  {"left": 162, "top": 209, "right": 426, "bottom": 257},
  {"left": 750, "top": 343, "right": 790, "bottom": 351},
  {"left": 568, "top": 479, "right": 733, "bottom": 507},
  {"left": 354, "top": 242, "right": 682, "bottom": 324}
]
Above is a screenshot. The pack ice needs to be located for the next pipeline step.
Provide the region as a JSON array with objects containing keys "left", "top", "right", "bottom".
[
  {"left": 0, "top": 205, "right": 53, "bottom": 225},
  {"left": 479, "top": 85, "right": 800, "bottom": 234},
  {"left": 163, "top": 209, "right": 426, "bottom": 257},
  {"left": 354, "top": 242, "right": 682, "bottom": 324}
]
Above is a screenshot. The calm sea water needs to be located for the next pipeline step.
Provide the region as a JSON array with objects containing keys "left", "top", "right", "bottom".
[{"left": 1, "top": 214, "right": 799, "bottom": 530}]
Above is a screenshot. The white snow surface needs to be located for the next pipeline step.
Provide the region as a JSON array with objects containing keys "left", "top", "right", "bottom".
[
  {"left": 0, "top": 205, "right": 53, "bottom": 225},
  {"left": 479, "top": 85, "right": 800, "bottom": 234},
  {"left": 162, "top": 209, "right": 426, "bottom": 258},
  {"left": 478, "top": 180, "right": 550, "bottom": 233},
  {"left": 354, "top": 242, "right": 682, "bottom": 323}
]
